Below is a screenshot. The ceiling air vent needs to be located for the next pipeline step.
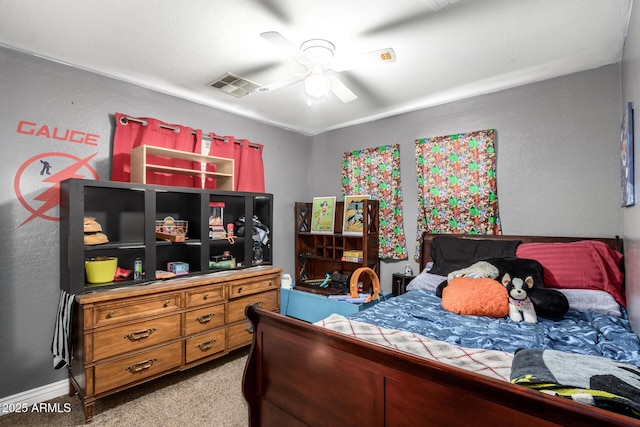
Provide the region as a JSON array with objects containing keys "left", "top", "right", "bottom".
[{"left": 207, "top": 73, "right": 260, "bottom": 98}]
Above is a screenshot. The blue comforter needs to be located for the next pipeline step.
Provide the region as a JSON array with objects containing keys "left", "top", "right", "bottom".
[{"left": 347, "top": 290, "right": 640, "bottom": 365}]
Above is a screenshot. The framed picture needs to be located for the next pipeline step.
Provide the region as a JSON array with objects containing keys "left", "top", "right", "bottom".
[
  {"left": 621, "top": 102, "right": 635, "bottom": 207},
  {"left": 311, "top": 196, "right": 336, "bottom": 234},
  {"left": 342, "top": 195, "right": 370, "bottom": 235}
]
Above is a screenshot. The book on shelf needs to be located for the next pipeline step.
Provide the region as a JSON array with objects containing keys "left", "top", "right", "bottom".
[{"left": 343, "top": 250, "right": 363, "bottom": 257}]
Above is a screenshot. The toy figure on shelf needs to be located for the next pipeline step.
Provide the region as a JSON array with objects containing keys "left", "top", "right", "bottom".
[
  {"left": 209, "top": 201, "right": 226, "bottom": 239},
  {"left": 252, "top": 240, "right": 263, "bottom": 264},
  {"left": 226, "top": 223, "right": 236, "bottom": 244}
]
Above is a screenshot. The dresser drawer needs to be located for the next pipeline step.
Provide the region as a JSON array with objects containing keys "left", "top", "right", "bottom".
[
  {"left": 184, "top": 303, "right": 226, "bottom": 336},
  {"left": 94, "top": 342, "right": 182, "bottom": 394},
  {"left": 185, "top": 284, "right": 226, "bottom": 308},
  {"left": 227, "top": 320, "right": 254, "bottom": 349},
  {"left": 185, "top": 329, "right": 226, "bottom": 364},
  {"left": 94, "top": 293, "right": 180, "bottom": 326},
  {"left": 227, "top": 290, "right": 278, "bottom": 324},
  {"left": 229, "top": 276, "right": 278, "bottom": 299},
  {"left": 93, "top": 314, "right": 181, "bottom": 360}
]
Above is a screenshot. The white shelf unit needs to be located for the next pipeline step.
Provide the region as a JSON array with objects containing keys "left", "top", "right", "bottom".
[{"left": 130, "top": 145, "right": 234, "bottom": 190}]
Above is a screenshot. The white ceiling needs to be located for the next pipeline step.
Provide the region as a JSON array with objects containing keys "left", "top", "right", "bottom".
[{"left": 0, "top": 0, "right": 633, "bottom": 136}]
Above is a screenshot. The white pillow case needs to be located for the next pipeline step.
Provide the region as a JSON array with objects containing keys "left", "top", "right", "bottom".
[
  {"left": 406, "top": 271, "right": 447, "bottom": 292},
  {"left": 557, "top": 288, "right": 622, "bottom": 317}
]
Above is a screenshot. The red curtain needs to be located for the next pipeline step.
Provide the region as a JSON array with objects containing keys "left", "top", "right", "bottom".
[
  {"left": 112, "top": 113, "right": 199, "bottom": 187},
  {"left": 205, "top": 133, "right": 236, "bottom": 190},
  {"left": 206, "top": 135, "right": 264, "bottom": 192},
  {"left": 113, "top": 113, "right": 265, "bottom": 192},
  {"left": 235, "top": 139, "right": 265, "bottom": 193}
]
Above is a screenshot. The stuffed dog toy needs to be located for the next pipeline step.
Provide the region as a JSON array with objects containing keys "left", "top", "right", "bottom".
[{"left": 502, "top": 273, "right": 537, "bottom": 323}]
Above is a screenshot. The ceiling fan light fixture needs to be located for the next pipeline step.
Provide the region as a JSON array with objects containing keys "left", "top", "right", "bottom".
[
  {"left": 257, "top": 32, "right": 385, "bottom": 104},
  {"left": 304, "top": 70, "right": 330, "bottom": 99},
  {"left": 300, "top": 39, "right": 335, "bottom": 67}
]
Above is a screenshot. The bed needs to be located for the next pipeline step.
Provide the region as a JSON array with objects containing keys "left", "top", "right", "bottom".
[{"left": 242, "top": 233, "right": 640, "bottom": 426}]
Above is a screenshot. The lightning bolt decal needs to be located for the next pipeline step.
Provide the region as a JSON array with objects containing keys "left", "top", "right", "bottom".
[{"left": 20, "top": 153, "right": 98, "bottom": 226}]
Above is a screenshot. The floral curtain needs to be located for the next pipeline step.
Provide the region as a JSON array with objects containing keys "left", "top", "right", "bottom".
[
  {"left": 342, "top": 144, "right": 408, "bottom": 260},
  {"left": 414, "top": 129, "right": 501, "bottom": 260}
]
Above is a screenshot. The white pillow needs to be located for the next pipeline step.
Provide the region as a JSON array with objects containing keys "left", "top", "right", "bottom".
[
  {"left": 557, "top": 289, "right": 622, "bottom": 317},
  {"left": 406, "top": 271, "right": 447, "bottom": 292}
]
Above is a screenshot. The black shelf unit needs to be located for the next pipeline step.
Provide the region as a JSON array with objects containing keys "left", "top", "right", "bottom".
[{"left": 60, "top": 178, "right": 273, "bottom": 294}]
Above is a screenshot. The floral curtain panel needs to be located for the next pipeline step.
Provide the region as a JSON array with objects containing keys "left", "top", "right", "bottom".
[
  {"left": 342, "top": 144, "right": 408, "bottom": 260},
  {"left": 414, "top": 129, "right": 501, "bottom": 260}
]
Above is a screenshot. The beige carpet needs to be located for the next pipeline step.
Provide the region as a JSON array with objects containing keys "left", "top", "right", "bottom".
[{"left": 0, "top": 348, "right": 249, "bottom": 427}]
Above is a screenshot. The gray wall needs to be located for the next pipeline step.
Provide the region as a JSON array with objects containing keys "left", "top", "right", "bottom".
[
  {"left": 310, "top": 65, "right": 623, "bottom": 283},
  {"left": 621, "top": 2, "right": 640, "bottom": 334},
  {"left": 0, "top": 46, "right": 308, "bottom": 398},
  {"left": 0, "top": 42, "right": 631, "bottom": 400}
]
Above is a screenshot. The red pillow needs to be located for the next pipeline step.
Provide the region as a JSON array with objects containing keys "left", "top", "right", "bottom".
[
  {"left": 516, "top": 241, "right": 625, "bottom": 307},
  {"left": 441, "top": 277, "right": 509, "bottom": 318}
]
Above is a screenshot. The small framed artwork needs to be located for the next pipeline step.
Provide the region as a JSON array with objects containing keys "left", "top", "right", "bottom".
[
  {"left": 311, "top": 196, "right": 336, "bottom": 234},
  {"left": 342, "top": 195, "right": 370, "bottom": 235},
  {"left": 621, "top": 102, "right": 635, "bottom": 207}
]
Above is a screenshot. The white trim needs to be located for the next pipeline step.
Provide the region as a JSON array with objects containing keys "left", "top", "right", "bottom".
[{"left": 0, "top": 380, "right": 69, "bottom": 417}]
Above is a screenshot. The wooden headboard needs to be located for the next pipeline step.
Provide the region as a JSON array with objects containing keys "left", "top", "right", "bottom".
[{"left": 418, "top": 233, "right": 623, "bottom": 273}]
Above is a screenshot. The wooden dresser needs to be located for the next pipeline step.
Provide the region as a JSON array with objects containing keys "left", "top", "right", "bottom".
[{"left": 69, "top": 266, "right": 281, "bottom": 422}]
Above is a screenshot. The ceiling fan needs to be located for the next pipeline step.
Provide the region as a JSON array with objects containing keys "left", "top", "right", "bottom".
[{"left": 256, "top": 31, "right": 396, "bottom": 103}]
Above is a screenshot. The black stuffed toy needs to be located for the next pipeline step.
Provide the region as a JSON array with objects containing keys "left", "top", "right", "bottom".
[{"left": 436, "top": 257, "right": 569, "bottom": 319}]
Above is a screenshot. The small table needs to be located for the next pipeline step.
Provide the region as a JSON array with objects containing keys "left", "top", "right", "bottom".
[
  {"left": 392, "top": 273, "right": 416, "bottom": 296},
  {"left": 280, "top": 288, "right": 391, "bottom": 323}
]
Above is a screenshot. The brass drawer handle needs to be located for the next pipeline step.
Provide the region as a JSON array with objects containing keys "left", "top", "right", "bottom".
[
  {"left": 197, "top": 339, "right": 217, "bottom": 351},
  {"left": 126, "top": 358, "right": 157, "bottom": 373},
  {"left": 196, "top": 313, "right": 215, "bottom": 324},
  {"left": 163, "top": 299, "right": 171, "bottom": 307},
  {"left": 107, "top": 310, "right": 115, "bottom": 319},
  {"left": 203, "top": 292, "right": 209, "bottom": 300},
  {"left": 237, "top": 286, "right": 243, "bottom": 294},
  {"left": 246, "top": 326, "right": 254, "bottom": 334},
  {"left": 124, "top": 328, "right": 157, "bottom": 341}
]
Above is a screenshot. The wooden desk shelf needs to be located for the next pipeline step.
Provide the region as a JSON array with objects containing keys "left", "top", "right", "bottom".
[{"left": 130, "top": 145, "right": 234, "bottom": 190}]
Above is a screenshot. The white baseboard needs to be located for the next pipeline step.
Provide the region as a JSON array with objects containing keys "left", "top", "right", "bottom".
[{"left": 0, "top": 380, "right": 69, "bottom": 416}]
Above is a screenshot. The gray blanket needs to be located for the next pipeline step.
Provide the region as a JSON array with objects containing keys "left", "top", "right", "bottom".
[{"left": 511, "top": 348, "right": 640, "bottom": 419}]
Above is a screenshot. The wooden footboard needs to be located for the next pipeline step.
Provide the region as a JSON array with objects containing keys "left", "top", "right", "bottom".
[{"left": 242, "top": 304, "right": 639, "bottom": 427}]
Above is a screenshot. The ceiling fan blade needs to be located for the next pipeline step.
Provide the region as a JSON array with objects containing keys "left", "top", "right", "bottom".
[
  {"left": 260, "top": 31, "right": 311, "bottom": 67},
  {"left": 333, "top": 48, "right": 397, "bottom": 71},
  {"left": 328, "top": 75, "right": 357, "bottom": 103},
  {"left": 256, "top": 73, "right": 306, "bottom": 93}
]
